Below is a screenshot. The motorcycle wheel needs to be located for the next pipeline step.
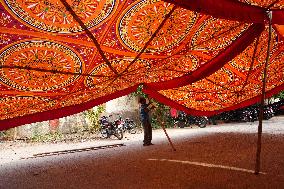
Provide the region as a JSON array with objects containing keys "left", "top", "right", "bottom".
[
  {"left": 196, "top": 117, "right": 208, "bottom": 128},
  {"left": 177, "top": 121, "right": 186, "bottom": 128},
  {"left": 114, "top": 129, "right": 123, "bottom": 140},
  {"left": 129, "top": 123, "right": 139, "bottom": 134},
  {"left": 135, "top": 126, "right": 143, "bottom": 134},
  {"left": 130, "top": 128, "right": 136, "bottom": 134},
  {"left": 100, "top": 129, "right": 108, "bottom": 138},
  {"left": 131, "top": 125, "right": 143, "bottom": 134}
]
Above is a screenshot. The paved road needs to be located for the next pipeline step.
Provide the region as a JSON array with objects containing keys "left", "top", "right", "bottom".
[{"left": 0, "top": 116, "right": 284, "bottom": 189}]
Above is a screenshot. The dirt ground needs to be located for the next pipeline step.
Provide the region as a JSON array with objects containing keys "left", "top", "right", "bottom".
[{"left": 0, "top": 116, "right": 284, "bottom": 189}]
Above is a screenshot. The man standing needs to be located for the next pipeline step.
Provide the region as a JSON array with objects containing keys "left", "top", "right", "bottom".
[{"left": 139, "top": 97, "right": 154, "bottom": 146}]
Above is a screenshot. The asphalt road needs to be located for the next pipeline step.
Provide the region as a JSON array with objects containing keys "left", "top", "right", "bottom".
[{"left": 0, "top": 116, "right": 284, "bottom": 189}]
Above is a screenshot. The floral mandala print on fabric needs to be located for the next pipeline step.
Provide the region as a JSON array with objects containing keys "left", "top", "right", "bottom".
[
  {"left": 118, "top": 0, "right": 197, "bottom": 52},
  {"left": 0, "top": 0, "right": 284, "bottom": 128},
  {"left": 0, "top": 40, "right": 83, "bottom": 91},
  {"left": 238, "top": 0, "right": 284, "bottom": 9},
  {"left": 86, "top": 58, "right": 150, "bottom": 91},
  {"left": 0, "top": 96, "right": 53, "bottom": 120},
  {"left": 4, "top": 0, "right": 116, "bottom": 33}
]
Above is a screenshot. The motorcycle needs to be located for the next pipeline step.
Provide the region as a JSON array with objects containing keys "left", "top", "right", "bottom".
[
  {"left": 99, "top": 115, "right": 123, "bottom": 140},
  {"left": 263, "top": 106, "right": 274, "bottom": 120},
  {"left": 121, "top": 117, "right": 142, "bottom": 134},
  {"left": 218, "top": 104, "right": 274, "bottom": 123},
  {"left": 176, "top": 112, "right": 208, "bottom": 128}
]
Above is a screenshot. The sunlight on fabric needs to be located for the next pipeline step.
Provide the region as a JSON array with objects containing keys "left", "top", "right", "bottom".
[{"left": 148, "top": 158, "right": 266, "bottom": 175}]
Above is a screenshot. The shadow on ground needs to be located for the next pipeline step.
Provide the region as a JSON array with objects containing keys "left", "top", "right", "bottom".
[{"left": 0, "top": 119, "right": 284, "bottom": 189}]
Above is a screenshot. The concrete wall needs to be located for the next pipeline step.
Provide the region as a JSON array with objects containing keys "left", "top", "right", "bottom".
[
  {"left": 5, "top": 121, "right": 50, "bottom": 139},
  {"left": 106, "top": 95, "right": 138, "bottom": 113},
  {"left": 105, "top": 95, "right": 140, "bottom": 123},
  {"left": 58, "top": 112, "right": 88, "bottom": 134},
  {"left": 3, "top": 95, "right": 139, "bottom": 139},
  {"left": 4, "top": 113, "right": 89, "bottom": 139}
]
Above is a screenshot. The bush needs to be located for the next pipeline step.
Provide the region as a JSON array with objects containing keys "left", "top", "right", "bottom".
[
  {"left": 83, "top": 105, "right": 105, "bottom": 132},
  {"left": 30, "top": 132, "right": 63, "bottom": 143}
]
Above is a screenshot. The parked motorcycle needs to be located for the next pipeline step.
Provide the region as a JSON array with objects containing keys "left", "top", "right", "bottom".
[
  {"left": 219, "top": 108, "right": 255, "bottom": 123},
  {"left": 121, "top": 117, "right": 142, "bottom": 134},
  {"left": 263, "top": 106, "right": 274, "bottom": 120},
  {"left": 176, "top": 112, "right": 208, "bottom": 128},
  {"left": 219, "top": 104, "right": 275, "bottom": 123},
  {"left": 99, "top": 115, "right": 123, "bottom": 140}
]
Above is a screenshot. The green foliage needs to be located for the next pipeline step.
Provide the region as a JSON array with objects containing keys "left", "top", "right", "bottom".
[
  {"left": 131, "top": 85, "right": 177, "bottom": 129},
  {"left": 130, "top": 85, "right": 148, "bottom": 98},
  {"left": 0, "top": 131, "right": 7, "bottom": 139},
  {"left": 30, "top": 132, "right": 63, "bottom": 143},
  {"left": 150, "top": 101, "right": 176, "bottom": 129},
  {"left": 274, "top": 91, "right": 284, "bottom": 100},
  {"left": 83, "top": 105, "right": 105, "bottom": 132}
]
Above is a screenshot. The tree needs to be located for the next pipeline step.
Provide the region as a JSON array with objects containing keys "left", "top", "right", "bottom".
[{"left": 274, "top": 90, "right": 284, "bottom": 100}]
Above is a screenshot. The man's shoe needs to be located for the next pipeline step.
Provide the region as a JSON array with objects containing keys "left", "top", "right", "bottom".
[{"left": 143, "top": 143, "right": 154, "bottom": 146}]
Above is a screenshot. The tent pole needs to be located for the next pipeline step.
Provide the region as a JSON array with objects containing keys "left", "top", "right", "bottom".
[
  {"left": 59, "top": 0, "right": 118, "bottom": 75},
  {"left": 160, "top": 121, "right": 176, "bottom": 151},
  {"left": 158, "top": 113, "right": 176, "bottom": 151},
  {"left": 255, "top": 10, "right": 272, "bottom": 175}
]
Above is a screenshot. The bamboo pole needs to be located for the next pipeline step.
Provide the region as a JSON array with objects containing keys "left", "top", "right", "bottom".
[
  {"left": 255, "top": 10, "right": 272, "bottom": 175},
  {"left": 160, "top": 120, "right": 176, "bottom": 151},
  {"left": 157, "top": 111, "right": 176, "bottom": 151}
]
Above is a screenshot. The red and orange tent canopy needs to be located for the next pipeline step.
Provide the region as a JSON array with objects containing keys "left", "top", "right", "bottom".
[{"left": 0, "top": 0, "right": 284, "bottom": 130}]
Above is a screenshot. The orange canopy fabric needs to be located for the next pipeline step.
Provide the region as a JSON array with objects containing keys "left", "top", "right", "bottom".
[{"left": 0, "top": 0, "right": 283, "bottom": 130}]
